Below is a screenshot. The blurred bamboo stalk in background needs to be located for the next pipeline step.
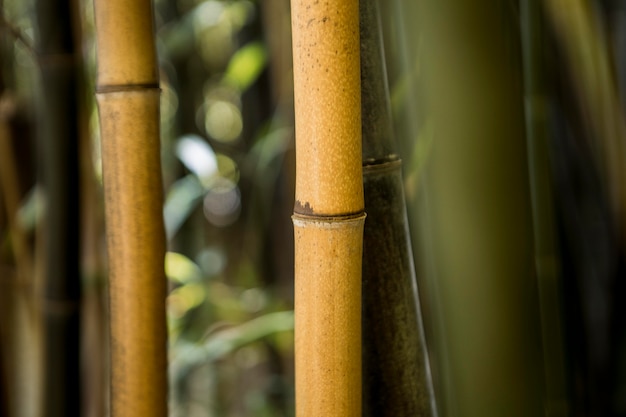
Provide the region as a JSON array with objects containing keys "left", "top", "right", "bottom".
[
  {"left": 290, "top": 0, "right": 364, "bottom": 416},
  {"left": 35, "top": 0, "right": 82, "bottom": 415},
  {"left": 93, "top": 0, "right": 168, "bottom": 415},
  {"left": 0, "top": 7, "right": 41, "bottom": 416},
  {"left": 414, "top": 1, "right": 545, "bottom": 415},
  {"left": 542, "top": 0, "right": 626, "bottom": 247},
  {"left": 359, "top": 0, "right": 437, "bottom": 415},
  {"left": 520, "top": 1, "right": 569, "bottom": 416}
]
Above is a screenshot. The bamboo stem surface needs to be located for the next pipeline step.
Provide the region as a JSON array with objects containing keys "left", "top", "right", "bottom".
[
  {"left": 291, "top": 0, "right": 364, "bottom": 416},
  {"left": 359, "top": 0, "right": 437, "bottom": 415},
  {"left": 94, "top": 0, "right": 167, "bottom": 415},
  {"left": 291, "top": 0, "right": 363, "bottom": 216}
]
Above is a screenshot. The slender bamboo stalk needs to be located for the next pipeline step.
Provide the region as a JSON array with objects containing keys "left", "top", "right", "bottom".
[
  {"left": 359, "top": 1, "right": 437, "bottom": 416},
  {"left": 35, "top": 0, "right": 82, "bottom": 414},
  {"left": 520, "top": 2, "right": 568, "bottom": 416},
  {"left": 290, "top": 1, "right": 364, "bottom": 416},
  {"left": 93, "top": 1, "right": 167, "bottom": 416}
]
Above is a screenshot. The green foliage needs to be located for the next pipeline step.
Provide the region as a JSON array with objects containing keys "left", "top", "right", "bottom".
[
  {"left": 223, "top": 41, "right": 268, "bottom": 92},
  {"left": 156, "top": 1, "right": 295, "bottom": 415}
]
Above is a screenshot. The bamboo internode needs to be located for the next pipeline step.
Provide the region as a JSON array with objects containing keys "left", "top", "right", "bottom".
[
  {"left": 94, "top": 0, "right": 167, "bottom": 415},
  {"left": 93, "top": 0, "right": 158, "bottom": 89},
  {"left": 293, "top": 216, "right": 364, "bottom": 417},
  {"left": 291, "top": 0, "right": 363, "bottom": 216},
  {"left": 291, "top": 0, "right": 364, "bottom": 416},
  {"left": 97, "top": 91, "right": 167, "bottom": 417}
]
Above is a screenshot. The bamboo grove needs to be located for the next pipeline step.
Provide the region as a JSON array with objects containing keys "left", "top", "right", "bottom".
[{"left": 0, "top": 0, "right": 625, "bottom": 416}]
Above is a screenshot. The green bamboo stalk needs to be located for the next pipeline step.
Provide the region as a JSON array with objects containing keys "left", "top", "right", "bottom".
[
  {"left": 520, "top": 2, "right": 569, "bottom": 416},
  {"left": 34, "top": 0, "right": 81, "bottom": 415},
  {"left": 93, "top": 0, "right": 168, "bottom": 415},
  {"left": 359, "top": 1, "right": 437, "bottom": 416},
  {"left": 414, "top": 1, "right": 545, "bottom": 415},
  {"left": 290, "top": 0, "right": 365, "bottom": 415}
]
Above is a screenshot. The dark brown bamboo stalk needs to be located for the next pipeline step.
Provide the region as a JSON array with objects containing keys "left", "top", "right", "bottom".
[
  {"left": 35, "top": 0, "right": 81, "bottom": 415},
  {"left": 359, "top": 1, "right": 437, "bottom": 415}
]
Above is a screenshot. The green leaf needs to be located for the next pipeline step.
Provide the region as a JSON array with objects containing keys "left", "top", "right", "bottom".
[
  {"left": 165, "top": 252, "right": 204, "bottom": 284},
  {"left": 170, "top": 310, "right": 294, "bottom": 368},
  {"left": 163, "top": 174, "right": 205, "bottom": 240},
  {"left": 223, "top": 41, "right": 267, "bottom": 92}
]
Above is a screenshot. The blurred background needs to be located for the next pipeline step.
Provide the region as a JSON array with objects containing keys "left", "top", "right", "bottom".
[
  {"left": 1, "top": 0, "right": 626, "bottom": 416},
  {"left": 1, "top": 0, "right": 297, "bottom": 415}
]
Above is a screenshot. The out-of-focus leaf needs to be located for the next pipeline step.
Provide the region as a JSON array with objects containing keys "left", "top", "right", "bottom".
[
  {"left": 165, "top": 252, "right": 204, "bottom": 284},
  {"left": 250, "top": 126, "right": 292, "bottom": 174},
  {"left": 17, "top": 185, "right": 43, "bottom": 232},
  {"left": 404, "top": 120, "right": 433, "bottom": 200},
  {"left": 194, "top": 0, "right": 225, "bottom": 31},
  {"left": 223, "top": 41, "right": 267, "bottom": 92},
  {"left": 159, "top": 19, "right": 196, "bottom": 59},
  {"left": 204, "top": 101, "right": 243, "bottom": 143},
  {"left": 168, "top": 282, "right": 207, "bottom": 319},
  {"left": 170, "top": 310, "right": 294, "bottom": 368},
  {"left": 203, "top": 310, "right": 293, "bottom": 360},
  {"left": 223, "top": 1, "right": 255, "bottom": 28},
  {"left": 196, "top": 247, "right": 226, "bottom": 278},
  {"left": 176, "top": 134, "right": 218, "bottom": 185},
  {"left": 164, "top": 174, "right": 205, "bottom": 240}
]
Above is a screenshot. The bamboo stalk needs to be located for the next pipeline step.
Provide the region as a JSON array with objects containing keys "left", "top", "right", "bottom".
[
  {"left": 35, "top": 0, "right": 82, "bottom": 414},
  {"left": 520, "top": 1, "right": 568, "bottom": 415},
  {"left": 359, "top": 1, "right": 437, "bottom": 415},
  {"left": 290, "top": 1, "right": 364, "bottom": 416},
  {"left": 93, "top": 1, "right": 167, "bottom": 416},
  {"left": 414, "top": 1, "right": 545, "bottom": 415},
  {"left": 542, "top": 0, "right": 626, "bottom": 249}
]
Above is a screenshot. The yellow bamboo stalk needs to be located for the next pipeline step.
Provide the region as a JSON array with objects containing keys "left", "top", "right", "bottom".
[
  {"left": 291, "top": 1, "right": 364, "bottom": 416},
  {"left": 93, "top": 1, "right": 167, "bottom": 416}
]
